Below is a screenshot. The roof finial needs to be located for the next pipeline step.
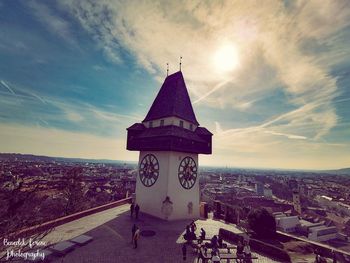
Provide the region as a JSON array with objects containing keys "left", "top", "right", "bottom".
[
  {"left": 179, "top": 56, "right": 182, "bottom": 71},
  {"left": 166, "top": 63, "right": 169, "bottom": 77}
]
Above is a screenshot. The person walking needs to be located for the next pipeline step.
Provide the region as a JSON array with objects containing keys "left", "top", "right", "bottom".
[
  {"left": 135, "top": 204, "right": 140, "bottom": 219},
  {"left": 131, "top": 224, "right": 137, "bottom": 243},
  {"left": 182, "top": 243, "right": 187, "bottom": 261},
  {"left": 133, "top": 227, "right": 140, "bottom": 249},
  {"left": 130, "top": 203, "right": 135, "bottom": 218}
]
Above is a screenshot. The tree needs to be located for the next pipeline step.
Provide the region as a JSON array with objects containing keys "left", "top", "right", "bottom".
[
  {"left": 62, "top": 167, "right": 87, "bottom": 215},
  {"left": 0, "top": 176, "right": 52, "bottom": 262},
  {"left": 247, "top": 208, "right": 276, "bottom": 238},
  {"left": 0, "top": 167, "right": 88, "bottom": 261}
]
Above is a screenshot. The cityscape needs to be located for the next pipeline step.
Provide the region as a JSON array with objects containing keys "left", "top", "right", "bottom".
[
  {"left": 1, "top": 0, "right": 350, "bottom": 262},
  {"left": 1, "top": 152, "right": 350, "bottom": 261}
]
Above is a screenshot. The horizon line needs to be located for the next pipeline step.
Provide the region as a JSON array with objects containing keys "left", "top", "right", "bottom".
[{"left": 1, "top": 151, "right": 348, "bottom": 172}]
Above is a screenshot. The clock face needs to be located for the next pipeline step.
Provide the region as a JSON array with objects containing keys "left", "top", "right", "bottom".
[
  {"left": 139, "top": 154, "right": 159, "bottom": 187},
  {"left": 178, "top": 156, "right": 197, "bottom": 189}
]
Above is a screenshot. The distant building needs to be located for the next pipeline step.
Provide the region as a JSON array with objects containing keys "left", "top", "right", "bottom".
[
  {"left": 308, "top": 226, "right": 338, "bottom": 242},
  {"left": 297, "top": 219, "right": 324, "bottom": 235},
  {"left": 238, "top": 196, "right": 293, "bottom": 213},
  {"left": 275, "top": 213, "right": 299, "bottom": 233},
  {"left": 264, "top": 187, "right": 273, "bottom": 198},
  {"left": 293, "top": 191, "right": 302, "bottom": 214},
  {"left": 238, "top": 174, "right": 246, "bottom": 182},
  {"left": 255, "top": 182, "right": 264, "bottom": 196},
  {"left": 316, "top": 195, "right": 350, "bottom": 216},
  {"left": 288, "top": 179, "right": 298, "bottom": 191}
]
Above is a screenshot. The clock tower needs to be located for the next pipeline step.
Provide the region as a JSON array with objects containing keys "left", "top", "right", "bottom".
[{"left": 126, "top": 71, "right": 212, "bottom": 220}]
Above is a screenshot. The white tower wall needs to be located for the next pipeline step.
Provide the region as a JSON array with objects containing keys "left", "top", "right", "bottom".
[{"left": 135, "top": 151, "right": 199, "bottom": 220}]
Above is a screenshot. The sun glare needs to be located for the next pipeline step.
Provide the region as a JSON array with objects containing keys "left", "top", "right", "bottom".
[{"left": 213, "top": 43, "right": 240, "bottom": 73}]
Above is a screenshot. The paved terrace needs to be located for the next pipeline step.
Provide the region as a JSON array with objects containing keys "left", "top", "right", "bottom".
[{"left": 41, "top": 204, "right": 282, "bottom": 263}]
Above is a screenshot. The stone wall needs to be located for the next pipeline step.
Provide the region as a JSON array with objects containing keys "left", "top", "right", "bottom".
[{"left": 219, "top": 228, "right": 292, "bottom": 262}]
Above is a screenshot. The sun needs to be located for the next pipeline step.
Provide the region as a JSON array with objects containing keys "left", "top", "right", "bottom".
[{"left": 213, "top": 43, "right": 240, "bottom": 73}]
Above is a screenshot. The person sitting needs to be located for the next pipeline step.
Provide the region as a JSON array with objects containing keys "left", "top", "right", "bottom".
[
  {"left": 197, "top": 245, "right": 206, "bottom": 263},
  {"left": 211, "top": 247, "right": 219, "bottom": 258},
  {"left": 243, "top": 240, "right": 252, "bottom": 263},
  {"left": 236, "top": 239, "right": 244, "bottom": 263},
  {"left": 200, "top": 228, "right": 206, "bottom": 241},
  {"left": 211, "top": 251, "right": 221, "bottom": 263},
  {"left": 211, "top": 235, "right": 218, "bottom": 248},
  {"left": 316, "top": 254, "right": 327, "bottom": 263},
  {"left": 314, "top": 248, "right": 323, "bottom": 263},
  {"left": 204, "top": 246, "right": 208, "bottom": 256},
  {"left": 218, "top": 236, "right": 223, "bottom": 248},
  {"left": 184, "top": 225, "right": 191, "bottom": 243},
  {"left": 190, "top": 231, "right": 197, "bottom": 242},
  {"left": 190, "top": 220, "right": 197, "bottom": 233}
]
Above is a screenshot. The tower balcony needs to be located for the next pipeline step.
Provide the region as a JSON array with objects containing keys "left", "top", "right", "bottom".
[{"left": 126, "top": 124, "right": 212, "bottom": 154}]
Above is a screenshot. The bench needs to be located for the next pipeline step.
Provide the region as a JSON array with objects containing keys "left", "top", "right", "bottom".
[
  {"left": 70, "top": 234, "right": 93, "bottom": 246},
  {"left": 49, "top": 241, "right": 76, "bottom": 256},
  {"left": 197, "top": 248, "right": 258, "bottom": 263}
]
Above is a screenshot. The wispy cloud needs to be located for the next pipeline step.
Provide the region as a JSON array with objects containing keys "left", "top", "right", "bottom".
[
  {"left": 0, "top": 79, "right": 141, "bottom": 138},
  {"left": 193, "top": 79, "right": 230, "bottom": 104},
  {"left": 0, "top": 79, "right": 46, "bottom": 104},
  {"left": 92, "top": 65, "right": 105, "bottom": 71},
  {"left": 26, "top": 1, "right": 79, "bottom": 48},
  {"left": 264, "top": 130, "right": 307, "bottom": 140},
  {"left": 209, "top": 119, "right": 349, "bottom": 169},
  {"left": 1, "top": 0, "right": 349, "bottom": 169},
  {"left": 64, "top": 110, "right": 84, "bottom": 122},
  {"left": 59, "top": 0, "right": 349, "bottom": 144},
  {"left": 27, "top": 91, "right": 46, "bottom": 104},
  {"left": 0, "top": 80, "right": 16, "bottom": 95}
]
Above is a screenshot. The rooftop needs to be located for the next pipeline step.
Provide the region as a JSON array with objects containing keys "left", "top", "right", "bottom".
[
  {"left": 143, "top": 71, "right": 199, "bottom": 125},
  {"left": 42, "top": 204, "right": 282, "bottom": 263}
]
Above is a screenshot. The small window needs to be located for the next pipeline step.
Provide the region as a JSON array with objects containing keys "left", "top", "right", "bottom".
[
  {"left": 189, "top": 124, "right": 193, "bottom": 130},
  {"left": 160, "top": 119, "right": 164, "bottom": 126},
  {"left": 179, "top": 120, "right": 184, "bottom": 128},
  {"left": 149, "top": 121, "right": 153, "bottom": 128}
]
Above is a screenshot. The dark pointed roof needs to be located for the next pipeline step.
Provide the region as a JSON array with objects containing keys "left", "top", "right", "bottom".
[{"left": 143, "top": 71, "right": 199, "bottom": 125}]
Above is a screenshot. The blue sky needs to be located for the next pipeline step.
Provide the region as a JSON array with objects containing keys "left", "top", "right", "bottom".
[{"left": 0, "top": 0, "right": 349, "bottom": 169}]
